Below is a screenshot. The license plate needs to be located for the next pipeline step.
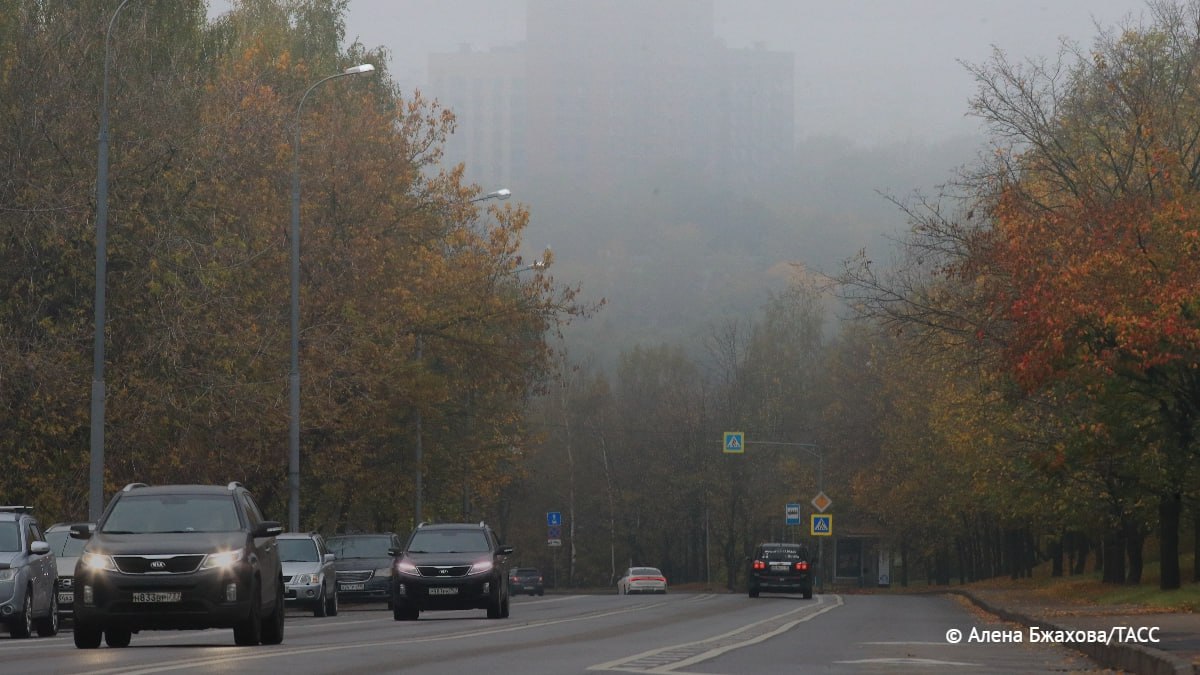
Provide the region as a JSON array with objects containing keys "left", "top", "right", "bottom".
[
  {"left": 339, "top": 583, "right": 365, "bottom": 591},
  {"left": 771, "top": 564, "right": 789, "bottom": 570},
  {"left": 57, "top": 592, "right": 74, "bottom": 605},
  {"left": 428, "top": 586, "right": 458, "bottom": 596},
  {"left": 132, "top": 592, "right": 181, "bottom": 603}
]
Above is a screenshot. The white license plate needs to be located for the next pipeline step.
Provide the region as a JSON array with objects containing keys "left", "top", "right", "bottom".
[
  {"left": 771, "top": 564, "right": 790, "bottom": 570},
  {"left": 428, "top": 586, "right": 458, "bottom": 596},
  {"left": 339, "top": 583, "right": 365, "bottom": 591},
  {"left": 132, "top": 592, "right": 181, "bottom": 603},
  {"left": 57, "top": 592, "right": 74, "bottom": 605}
]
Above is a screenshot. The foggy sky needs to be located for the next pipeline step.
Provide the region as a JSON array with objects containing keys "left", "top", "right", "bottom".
[{"left": 209, "top": 0, "right": 1149, "bottom": 146}]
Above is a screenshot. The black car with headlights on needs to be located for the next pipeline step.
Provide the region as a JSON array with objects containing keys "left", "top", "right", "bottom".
[
  {"left": 390, "top": 522, "right": 512, "bottom": 620},
  {"left": 747, "top": 542, "right": 813, "bottom": 599},
  {"left": 71, "top": 482, "right": 285, "bottom": 649}
]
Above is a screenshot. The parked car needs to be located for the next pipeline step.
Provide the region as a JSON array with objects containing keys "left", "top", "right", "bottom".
[
  {"left": 326, "top": 533, "right": 403, "bottom": 604},
  {"left": 390, "top": 521, "right": 513, "bottom": 620},
  {"left": 0, "top": 506, "right": 58, "bottom": 638},
  {"left": 617, "top": 566, "right": 667, "bottom": 595},
  {"left": 747, "top": 542, "right": 813, "bottom": 599},
  {"left": 44, "top": 522, "right": 91, "bottom": 622},
  {"left": 277, "top": 532, "right": 337, "bottom": 617},
  {"left": 507, "top": 567, "right": 544, "bottom": 596},
  {"left": 71, "top": 482, "right": 285, "bottom": 649}
]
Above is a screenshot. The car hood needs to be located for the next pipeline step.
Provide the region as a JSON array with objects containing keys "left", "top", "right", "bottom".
[
  {"left": 332, "top": 556, "right": 391, "bottom": 571},
  {"left": 403, "top": 551, "right": 493, "bottom": 566},
  {"left": 86, "top": 532, "right": 247, "bottom": 555},
  {"left": 281, "top": 560, "right": 322, "bottom": 576}
]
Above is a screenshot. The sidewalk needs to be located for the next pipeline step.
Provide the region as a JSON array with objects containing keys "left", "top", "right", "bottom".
[{"left": 955, "top": 587, "right": 1199, "bottom": 675}]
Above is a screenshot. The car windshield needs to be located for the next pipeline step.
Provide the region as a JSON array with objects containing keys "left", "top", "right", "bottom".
[
  {"left": 760, "top": 547, "right": 804, "bottom": 562},
  {"left": 631, "top": 567, "right": 661, "bottom": 576},
  {"left": 0, "top": 522, "right": 19, "bottom": 552},
  {"left": 46, "top": 530, "right": 87, "bottom": 557},
  {"left": 327, "top": 536, "right": 392, "bottom": 558},
  {"left": 406, "top": 530, "right": 490, "bottom": 553},
  {"left": 278, "top": 538, "right": 320, "bottom": 562},
  {"left": 101, "top": 495, "right": 242, "bottom": 534}
]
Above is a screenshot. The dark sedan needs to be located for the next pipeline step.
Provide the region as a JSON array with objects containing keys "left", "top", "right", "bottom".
[{"left": 326, "top": 533, "right": 403, "bottom": 603}]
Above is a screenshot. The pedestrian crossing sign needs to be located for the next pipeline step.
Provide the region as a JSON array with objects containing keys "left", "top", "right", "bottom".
[
  {"left": 811, "top": 514, "right": 832, "bottom": 536},
  {"left": 723, "top": 431, "right": 745, "bottom": 454}
]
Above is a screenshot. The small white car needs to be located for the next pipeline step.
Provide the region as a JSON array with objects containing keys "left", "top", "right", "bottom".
[
  {"left": 278, "top": 532, "right": 338, "bottom": 616},
  {"left": 617, "top": 566, "right": 667, "bottom": 595}
]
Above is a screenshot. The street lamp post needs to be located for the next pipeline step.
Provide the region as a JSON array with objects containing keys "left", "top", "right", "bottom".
[
  {"left": 89, "top": 0, "right": 139, "bottom": 522},
  {"left": 413, "top": 187, "right": 512, "bottom": 526},
  {"left": 288, "top": 63, "right": 375, "bottom": 532}
]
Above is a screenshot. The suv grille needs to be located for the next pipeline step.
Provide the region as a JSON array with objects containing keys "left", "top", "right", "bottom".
[
  {"left": 417, "top": 565, "right": 471, "bottom": 578},
  {"left": 114, "top": 554, "right": 205, "bottom": 574},
  {"left": 336, "top": 570, "right": 373, "bottom": 583}
]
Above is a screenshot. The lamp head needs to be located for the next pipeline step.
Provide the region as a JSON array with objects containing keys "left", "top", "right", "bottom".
[{"left": 344, "top": 64, "right": 376, "bottom": 75}]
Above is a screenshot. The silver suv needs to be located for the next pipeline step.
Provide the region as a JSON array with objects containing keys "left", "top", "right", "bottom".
[
  {"left": 45, "top": 522, "right": 91, "bottom": 622},
  {"left": 0, "top": 506, "right": 59, "bottom": 637},
  {"left": 278, "top": 532, "right": 338, "bottom": 617}
]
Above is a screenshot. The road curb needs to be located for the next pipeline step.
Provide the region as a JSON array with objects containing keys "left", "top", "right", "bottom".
[{"left": 949, "top": 590, "right": 1196, "bottom": 675}]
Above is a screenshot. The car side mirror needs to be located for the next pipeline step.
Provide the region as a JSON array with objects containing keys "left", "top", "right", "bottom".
[
  {"left": 254, "top": 521, "right": 283, "bottom": 537},
  {"left": 387, "top": 548, "right": 399, "bottom": 557},
  {"left": 498, "top": 545, "right": 514, "bottom": 556},
  {"left": 30, "top": 541, "right": 50, "bottom": 555},
  {"left": 323, "top": 553, "right": 336, "bottom": 563},
  {"left": 70, "top": 523, "right": 93, "bottom": 540}
]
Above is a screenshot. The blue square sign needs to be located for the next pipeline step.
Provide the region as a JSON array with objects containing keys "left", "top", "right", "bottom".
[{"left": 547, "top": 511, "right": 562, "bottom": 527}]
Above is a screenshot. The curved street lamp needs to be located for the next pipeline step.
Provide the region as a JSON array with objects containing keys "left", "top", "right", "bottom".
[
  {"left": 413, "top": 187, "right": 512, "bottom": 526},
  {"left": 89, "top": 0, "right": 140, "bottom": 522},
  {"left": 288, "top": 63, "right": 376, "bottom": 532}
]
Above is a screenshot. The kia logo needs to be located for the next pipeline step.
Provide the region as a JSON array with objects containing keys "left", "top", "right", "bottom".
[
  {"left": 438, "top": 569, "right": 448, "bottom": 575},
  {"left": 150, "top": 561, "right": 167, "bottom": 569}
]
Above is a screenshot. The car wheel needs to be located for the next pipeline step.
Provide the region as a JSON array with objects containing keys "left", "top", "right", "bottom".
[
  {"left": 486, "top": 591, "right": 503, "bottom": 619},
  {"left": 748, "top": 587, "right": 759, "bottom": 598},
  {"left": 105, "top": 627, "right": 131, "bottom": 648},
  {"left": 313, "top": 585, "right": 328, "bottom": 617},
  {"left": 35, "top": 592, "right": 58, "bottom": 637},
  {"left": 233, "top": 582, "right": 263, "bottom": 646},
  {"left": 74, "top": 622, "right": 102, "bottom": 649},
  {"left": 537, "top": 590, "right": 544, "bottom": 597},
  {"left": 260, "top": 581, "right": 285, "bottom": 645},
  {"left": 9, "top": 586, "right": 33, "bottom": 638},
  {"left": 500, "top": 594, "right": 510, "bottom": 619},
  {"left": 803, "top": 588, "right": 813, "bottom": 600},
  {"left": 326, "top": 583, "right": 338, "bottom": 616}
]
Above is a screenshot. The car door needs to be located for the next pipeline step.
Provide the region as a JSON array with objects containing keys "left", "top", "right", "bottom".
[
  {"left": 241, "top": 494, "right": 280, "bottom": 602},
  {"left": 315, "top": 535, "right": 335, "bottom": 597},
  {"left": 26, "top": 522, "right": 52, "bottom": 614}
]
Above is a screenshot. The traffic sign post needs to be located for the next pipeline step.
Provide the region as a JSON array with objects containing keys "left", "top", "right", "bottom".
[
  {"left": 785, "top": 503, "right": 801, "bottom": 526},
  {"left": 722, "top": 431, "right": 744, "bottom": 454},
  {"left": 811, "top": 491, "right": 832, "bottom": 513},
  {"left": 810, "top": 513, "right": 832, "bottom": 536}
]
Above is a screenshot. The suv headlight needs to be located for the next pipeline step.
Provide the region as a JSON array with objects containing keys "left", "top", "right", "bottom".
[
  {"left": 374, "top": 566, "right": 392, "bottom": 578},
  {"left": 292, "top": 573, "right": 318, "bottom": 585},
  {"left": 395, "top": 560, "right": 420, "bottom": 576},
  {"left": 467, "top": 560, "right": 494, "bottom": 575},
  {"left": 0, "top": 568, "right": 15, "bottom": 582},
  {"left": 201, "top": 549, "right": 245, "bottom": 570},
  {"left": 82, "top": 552, "right": 118, "bottom": 572}
]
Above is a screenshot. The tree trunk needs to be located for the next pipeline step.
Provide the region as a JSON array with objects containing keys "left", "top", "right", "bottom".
[
  {"left": 1071, "top": 533, "right": 1089, "bottom": 575},
  {"left": 1124, "top": 520, "right": 1144, "bottom": 585},
  {"left": 900, "top": 541, "right": 909, "bottom": 587},
  {"left": 1159, "top": 492, "right": 1182, "bottom": 590},
  {"left": 1193, "top": 507, "right": 1199, "bottom": 584},
  {"left": 1050, "top": 532, "right": 1064, "bottom": 578},
  {"left": 1101, "top": 526, "right": 1124, "bottom": 585}
]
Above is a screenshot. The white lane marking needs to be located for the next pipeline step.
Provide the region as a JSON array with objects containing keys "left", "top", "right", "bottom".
[
  {"left": 82, "top": 601, "right": 671, "bottom": 674},
  {"left": 588, "top": 594, "right": 844, "bottom": 673},
  {"left": 835, "top": 658, "right": 981, "bottom": 666}
]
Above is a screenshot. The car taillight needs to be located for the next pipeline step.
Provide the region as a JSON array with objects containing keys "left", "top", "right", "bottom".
[
  {"left": 537, "top": 576, "right": 543, "bottom": 582},
  {"left": 752, "top": 560, "right": 766, "bottom": 570},
  {"left": 795, "top": 561, "right": 809, "bottom": 572}
]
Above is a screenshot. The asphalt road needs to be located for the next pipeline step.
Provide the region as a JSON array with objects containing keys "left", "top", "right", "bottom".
[{"left": 0, "top": 593, "right": 1101, "bottom": 674}]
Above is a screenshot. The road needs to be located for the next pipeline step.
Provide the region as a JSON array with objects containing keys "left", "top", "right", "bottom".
[{"left": 0, "top": 593, "right": 1100, "bottom": 674}]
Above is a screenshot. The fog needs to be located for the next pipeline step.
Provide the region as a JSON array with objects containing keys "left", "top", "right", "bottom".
[{"left": 210, "top": 0, "right": 1152, "bottom": 365}]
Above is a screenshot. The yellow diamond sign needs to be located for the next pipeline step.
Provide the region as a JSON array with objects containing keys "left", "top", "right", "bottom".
[{"left": 811, "top": 491, "right": 832, "bottom": 513}]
